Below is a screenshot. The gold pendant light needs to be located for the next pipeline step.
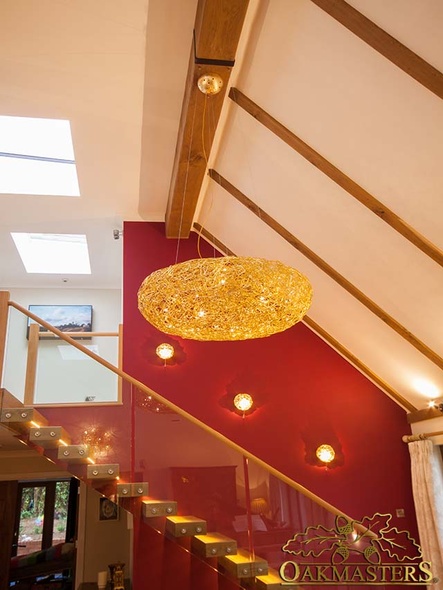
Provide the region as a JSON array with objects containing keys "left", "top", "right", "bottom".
[
  {"left": 138, "top": 74, "right": 312, "bottom": 341},
  {"left": 138, "top": 256, "right": 312, "bottom": 341}
]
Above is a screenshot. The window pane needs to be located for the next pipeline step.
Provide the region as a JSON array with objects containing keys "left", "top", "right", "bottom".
[
  {"left": 0, "top": 156, "right": 80, "bottom": 196},
  {"left": 53, "top": 481, "right": 71, "bottom": 545},
  {"left": 0, "top": 116, "right": 75, "bottom": 160},
  {"left": 17, "top": 486, "right": 46, "bottom": 556}
]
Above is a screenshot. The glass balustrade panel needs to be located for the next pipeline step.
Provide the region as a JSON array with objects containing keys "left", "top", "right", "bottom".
[
  {"left": 2, "top": 305, "right": 27, "bottom": 405},
  {"left": 128, "top": 385, "right": 349, "bottom": 587},
  {"left": 129, "top": 385, "right": 397, "bottom": 589},
  {"left": 245, "top": 456, "right": 339, "bottom": 577},
  {"left": 34, "top": 335, "right": 119, "bottom": 404},
  {"left": 128, "top": 384, "right": 247, "bottom": 587}
]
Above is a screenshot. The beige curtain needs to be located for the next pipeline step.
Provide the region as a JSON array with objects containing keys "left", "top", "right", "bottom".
[{"left": 408, "top": 439, "right": 443, "bottom": 589}]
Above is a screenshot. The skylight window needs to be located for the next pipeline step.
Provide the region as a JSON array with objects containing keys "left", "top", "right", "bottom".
[
  {"left": 11, "top": 233, "right": 91, "bottom": 274},
  {"left": 0, "top": 116, "right": 80, "bottom": 196}
]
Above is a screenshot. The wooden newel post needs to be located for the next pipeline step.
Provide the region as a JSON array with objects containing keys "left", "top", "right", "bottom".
[
  {"left": 0, "top": 291, "right": 10, "bottom": 390},
  {"left": 24, "top": 322, "right": 40, "bottom": 406}
]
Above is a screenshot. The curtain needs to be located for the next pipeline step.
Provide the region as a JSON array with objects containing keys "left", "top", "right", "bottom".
[{"left": 408, "top": 439, "right": 443, "bottom": 589}]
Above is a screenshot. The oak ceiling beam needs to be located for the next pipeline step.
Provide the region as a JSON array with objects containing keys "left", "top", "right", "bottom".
[
  {"left": 192, "top": 222, "right": 416, "bottom": 413},
  {"left": 310, "top": 0, "right": 443, "bottom": 100},
  {"left": 165, "top": 0, "right": 249, "bottom": 239},
  {"left": 229, "top": 88, "right": 443, "bottom": 268},
  {"left": 209, "top": 169, "right": 443, "bottom": 371}
]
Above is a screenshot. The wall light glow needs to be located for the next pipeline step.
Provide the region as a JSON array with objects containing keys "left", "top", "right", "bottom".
[{"left": 413, "top": 378, "right": 439, "bottom": 399}]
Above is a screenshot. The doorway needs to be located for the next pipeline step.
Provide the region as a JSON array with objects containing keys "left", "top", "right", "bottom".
[{"left": 11, "top": 478, "right": 77, "bottom": 558}]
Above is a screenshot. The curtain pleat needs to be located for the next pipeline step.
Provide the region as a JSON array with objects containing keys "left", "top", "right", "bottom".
[{"left": 408, "top": 440, "right": 443, "bottom": 589}]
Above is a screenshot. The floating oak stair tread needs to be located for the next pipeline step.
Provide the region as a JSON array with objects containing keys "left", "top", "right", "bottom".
[
  {"left": 219, "top": 548, "right": 268, "bottom": 578},
  {"left": 86, "top": 463, "right": 120, "bottom": 480},
  {"left": 57, "top": 444, "right": 92, "bottom": 464},
  {"left": 191, "top": 532, "right": 237, "bottom": 558},
  {"left": 255, "top": 568, "right": 286, "bottom": 589},
  {"left": 165, "top": 515, "right": 207, "bottom": 537},
  {"left": 29, "top": 426, "right": 71, "bottom": 448},
  {"left": 142, "top": 500, "right": 177, "bottom": 518},
  {"left": 1, "top": 407, "right": 48, "bottom": 433},
  {"left": 117, "top": 482, "right": 149, "bottom": 498}
]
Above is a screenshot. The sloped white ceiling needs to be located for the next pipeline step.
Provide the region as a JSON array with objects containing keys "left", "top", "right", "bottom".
[{"left": 195, "top": 0, "right": 443, "bottom": 410}]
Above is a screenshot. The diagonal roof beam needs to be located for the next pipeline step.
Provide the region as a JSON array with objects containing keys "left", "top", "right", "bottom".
[
  {"left": 165, "top": 0, "right": 249, "bottom": 239},
  {"left": 229, "top": 88, "right": 443, "bottom": 268},
  {"left": 192, "top": 222, "right": 417, "bottom": 413},
  {"left": 208, "top": 169, "right": 443, "bottom": 371},
  {"left": 310, "top": 0, "right": 443, "bottom": 100},
  {"left": 193, "top": 222, "right": 236, "bottom": 256}
]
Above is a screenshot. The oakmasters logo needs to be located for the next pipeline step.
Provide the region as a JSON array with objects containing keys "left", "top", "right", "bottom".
[{"left": 279, "top": 513, "right": 438, "bottom": 586}]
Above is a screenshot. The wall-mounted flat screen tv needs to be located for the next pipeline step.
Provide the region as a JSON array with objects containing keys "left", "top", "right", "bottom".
[{"left": 27, "top": 304, "right": 93, "bottom": 339}]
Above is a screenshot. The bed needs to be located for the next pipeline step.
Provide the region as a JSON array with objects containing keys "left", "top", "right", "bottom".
[{"left": 9, "top": 542, "right": 75, "bottom": 587}]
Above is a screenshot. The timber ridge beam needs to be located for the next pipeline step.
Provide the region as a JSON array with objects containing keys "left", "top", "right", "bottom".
[{"left": 165, "top": 0, "right": 250, "bottom": 239}]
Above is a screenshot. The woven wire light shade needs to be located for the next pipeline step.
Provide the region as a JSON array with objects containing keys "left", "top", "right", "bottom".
[{"left": 138, "top": 256, "right": 312, "bottom": 341}]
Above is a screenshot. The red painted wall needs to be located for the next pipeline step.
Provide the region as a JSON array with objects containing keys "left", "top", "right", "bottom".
[{"left": 122, "top": 222, "right": 417, "bottom": 534}]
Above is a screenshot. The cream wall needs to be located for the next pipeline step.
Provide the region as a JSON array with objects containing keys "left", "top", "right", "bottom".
[
  {"left": 76, "top": 482, "right": 133, "bottom": 588},
  {"left": 3, "top": 288, "right": 121, "bottom": 404}
]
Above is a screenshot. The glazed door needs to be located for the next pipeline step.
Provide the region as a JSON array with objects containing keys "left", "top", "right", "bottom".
[{"left": 11, "top": 479, "right": 72, "bottom": 557}]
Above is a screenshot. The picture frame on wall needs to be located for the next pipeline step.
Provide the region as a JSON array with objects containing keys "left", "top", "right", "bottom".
[
  {"left": 27, "top": 304, "right": 93, "bottom": 339},
  {"left": 98, "top": 497, "right": 119, "bottom": 521}
]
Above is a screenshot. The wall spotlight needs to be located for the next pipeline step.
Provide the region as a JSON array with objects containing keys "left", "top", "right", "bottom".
[
  {"left": 316, "top": 444, "right": 335, "bottom": 465},
  {"left": 233, "top": 393, "right": 254, "bottom": 413},
  {"left": 156, "top": 343, "right": 175, "bottom": 361}
]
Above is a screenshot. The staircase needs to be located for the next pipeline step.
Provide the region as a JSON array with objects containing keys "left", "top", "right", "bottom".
[
  {"left": 1, "top": 390, "right": 281, "bottom": 590},
  {"left": 0, "top": 296, "right": 331, "bottom": 590}
]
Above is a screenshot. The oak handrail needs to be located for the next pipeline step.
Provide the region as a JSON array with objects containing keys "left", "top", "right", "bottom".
[
  {"left": 7, "top": 298, "right": 353, "bottom": 521},
  {"left": 38, "top": 331, "right": 119, "bottom": 338}
]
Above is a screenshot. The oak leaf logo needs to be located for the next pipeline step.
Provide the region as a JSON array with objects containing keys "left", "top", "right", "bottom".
[{"left": 282, "top": 513, "right": 422, "bottom": 564}]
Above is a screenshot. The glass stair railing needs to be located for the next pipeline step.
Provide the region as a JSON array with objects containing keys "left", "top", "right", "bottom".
[{"left": 1, "top": 293, "right": 376, "bottom": 590}]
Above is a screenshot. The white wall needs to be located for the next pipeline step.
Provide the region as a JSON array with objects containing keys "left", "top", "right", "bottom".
[
  {"left": 76, "top": 482, "right": 132, "bottom": 587},
  {"left": 3, "top": 288, "right": 121, "bottom": 404}
]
